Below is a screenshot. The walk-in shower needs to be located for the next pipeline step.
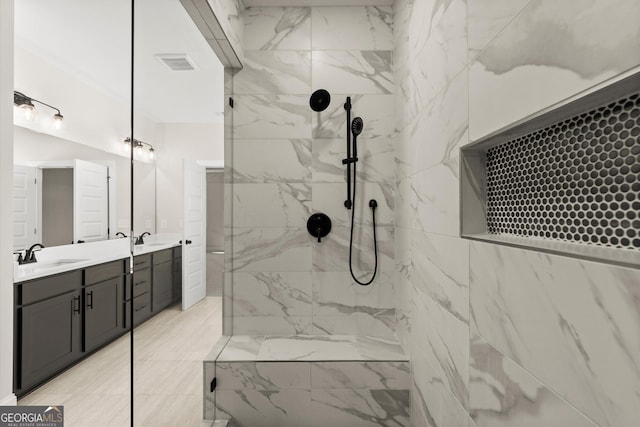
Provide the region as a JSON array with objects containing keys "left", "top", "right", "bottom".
[{"left": 309, "top": 89, "right": 378, "bottom": 285}]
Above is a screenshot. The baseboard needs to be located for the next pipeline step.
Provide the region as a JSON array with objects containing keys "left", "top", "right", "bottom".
[{"left": 0, "top": 393, "right": 17, "bottom": 406}]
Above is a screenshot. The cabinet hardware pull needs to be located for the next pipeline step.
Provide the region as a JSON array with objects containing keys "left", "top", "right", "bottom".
[
  {"left": 87, "top": 291, "right": 94, "bottom": 309},
  {"left": 73, "top": 296, "right": 80, "bottom": 314},
  {"left": 135, "top": 305, "right": 146, "bottom": 312},
  {"left": 135, "top": 280, "right": 147, "bottom": 286}
]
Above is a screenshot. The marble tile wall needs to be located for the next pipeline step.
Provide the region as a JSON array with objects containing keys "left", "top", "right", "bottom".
[
  {"left": 228, "top": 6, "right": 396, "bottom": 337},
  {"left": 393, "top": 0, "right": 640, "bottom": 426}
]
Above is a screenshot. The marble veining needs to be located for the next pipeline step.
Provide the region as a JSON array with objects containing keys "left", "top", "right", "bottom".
[
  {"left": 234, "top": 95, "right": 311, "bottom": 139},
  {"left": 411, "top": 158, "right": 460, "bottom": 237},
  {"left": 311, "top": 7, "right": 393, "bottom": 51},
  {"left": 312, "top": 138, "right": 396, "bottom": 185},
  {"left": 233, "top": 272, "right": 312, "bottom": 317},
  {"left": 469, "top": 0, "right": 640, "bottom": 139},
  {"left": 469, "top": 334, "right": 598, "bottom": 427},
  {"left": 409, "top": 72, "right": 469, "bottom": 174},
  {"left": 470, "top": 241, "right": 640, "bottom": 427},
  {"left": 310, "top": 389, "right": 410, "bottom": 427},
  {"left": 409, "top": 0, "right": 468, "bottom": 114},
  {"left": 216, "top": 335, "right": 264, "bottom": 362},
  {"left": 231, "top": 227, "right": 311, "bottom": 272},
  {"left": 412, "top": 284, "right": 470, "bottom": 409},
  {"left": 215, "top": 335, "right": 407, "bottom": 362},
  {"left": 311, "top": 361, "right": 410, "bottom": 390},
  {"left": 312, "top": 226, "right": 394, "bottom": 274},
  {"left": 312, "top": 94, "right": 395, "bottom": 140},
  {"left": 312, "top": 271, "right": 395, "bottom": 318},
  {"left": 312, "top": 313, "right": 396, "bottom": 338},
  {"left": 467, "top": 0, "right": 533, "bottom": 60},
  {"left": 216, "top": 389, "right": 311, "bottom": 427},
  {"left": 243, "top": 7, "right": 311, "bottom": 50},
  {"left": 411, "top": 231, "right": 470, "bottom": 324},
  {"left": 312, "top": 51, "right": 393, "bottom": 95},
  {"left": 234, "top": 51, "right": 311, "bottom": 95},
  {"left": 232, "top": 183, "right": 311, "bottom": 228},
  {"left": 232, "top": 139, "right": 311, "bottom": 183},
  {"left": 216, "top": 362, "right": 311, "bottom": 390},
  {"left": 478, "top": 0, "right": 640, "bottom": 78},
  {"left": 311, "top": 182, "right": 395, "bottom": 228},
  {"left": 232, "top": 316, "right": 313, "bottom": 336}
]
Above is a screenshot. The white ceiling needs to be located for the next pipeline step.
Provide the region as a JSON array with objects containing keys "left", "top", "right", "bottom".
[
  {"left": 14, "top": 0, "right": 224, "bottom": 124},
  {"left": 243, "top": 0, "right": 393, "bottom": 6}
]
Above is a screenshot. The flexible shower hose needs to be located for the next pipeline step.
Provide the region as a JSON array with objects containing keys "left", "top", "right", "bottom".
[{"left": 348, "top": 162, "right": 378, "bottom": 286}]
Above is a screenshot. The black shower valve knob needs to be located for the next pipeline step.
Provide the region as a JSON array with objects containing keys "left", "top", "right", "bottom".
[{"left": 307, "top": 213, "right": 332, "bottom": 243}]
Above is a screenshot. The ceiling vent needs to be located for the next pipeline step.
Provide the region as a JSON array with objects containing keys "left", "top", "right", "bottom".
[{"left": 155, "top": 54, "right": 197, "bottom": 71}]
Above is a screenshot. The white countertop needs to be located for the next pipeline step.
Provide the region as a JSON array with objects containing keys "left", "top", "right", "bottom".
[{"left": 14, "top": 236, "right": 181, "bottom": 283}]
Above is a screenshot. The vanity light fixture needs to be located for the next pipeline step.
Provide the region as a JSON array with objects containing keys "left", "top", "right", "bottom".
[
  {"left": 14, "top": 91, "right": 64, "bottom": 128},
  {"left": 123, "top": 137, "right": 156, "bottom": 160}
]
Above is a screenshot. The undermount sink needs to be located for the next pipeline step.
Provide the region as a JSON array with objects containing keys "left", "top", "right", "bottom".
[
  {"left": 21, "top": 259, "right": 89, "bottom": 269},
  {"left": 144, "top": 242, "right": 172, "bottom": 246}
]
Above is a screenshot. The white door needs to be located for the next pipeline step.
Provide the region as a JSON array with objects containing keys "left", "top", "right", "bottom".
[
  {"left": 182, "top": 159, "right": 207, "bottom": 310},
  {"left": 73, "top": 159, "right": 109, "bottom": 243},
  {"left": 13, "top": 165, "right": 39, "bottom": 251}
]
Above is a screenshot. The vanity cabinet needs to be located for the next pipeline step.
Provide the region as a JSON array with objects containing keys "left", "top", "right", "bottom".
[
  {"left": 14, "top": 270, "right": 83, "bottom": 395},
  {"left": 172, "top": 246, "right": 182, "bottom": 301},
  {"left": 84, "top": 260, "right": 127, "bottom": 353},
  {"left": 15, "top": 247, "right": 182, "bottom": 396},
  {"left": 152, "top": 249, "right": 173, "bottom": 313},
  {"left": 127, "top": 254, "right": 152, "bottom": 328}
]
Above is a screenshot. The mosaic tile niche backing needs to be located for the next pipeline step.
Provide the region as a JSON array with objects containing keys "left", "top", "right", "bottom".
[{"left": 486, "top": 92, "right": 640, "bottom": 251}]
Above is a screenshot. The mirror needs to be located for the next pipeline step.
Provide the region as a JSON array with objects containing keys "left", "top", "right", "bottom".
[
  {"left": 12, "top": 0, "right": 157, "bottom": 251},
  {"left": 13, "top": 127, "right": 156, "bottom": 249}
]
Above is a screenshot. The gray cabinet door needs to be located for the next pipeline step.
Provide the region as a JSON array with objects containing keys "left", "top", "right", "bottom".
[
  {"left": 152, "top": 261, "right": 173, "bottom": 313},
  {"left": 84, "top": 277, "right": 124, "bottom": 352},
  {"left": 19, "top": 290, "right": 81, "bottom": 392}
]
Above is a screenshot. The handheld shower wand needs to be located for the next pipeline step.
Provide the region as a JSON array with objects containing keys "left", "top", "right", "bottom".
[{"left": 348, "top": 117, "right": 378, "bottom": 286}]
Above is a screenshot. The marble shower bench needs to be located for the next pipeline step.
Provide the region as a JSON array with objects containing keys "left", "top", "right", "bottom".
[{"left": 203, "top": 335, "right": 410, "bottom": 427}]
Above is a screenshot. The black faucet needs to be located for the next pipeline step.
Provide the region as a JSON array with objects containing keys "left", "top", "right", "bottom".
[
  {"left": 18, "top": 243, "right": 45, "bottom": 265},
  {"left": 115, "top": 232, "right": 127, "bottom": 238},
  {"left": 135, "top": 232, "right": 151, "bottom": 245}
]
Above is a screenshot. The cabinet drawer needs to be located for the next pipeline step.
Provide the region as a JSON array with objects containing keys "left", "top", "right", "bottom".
[
  {"left": 133, "top": 254, "right": 151, "bottom": 270},
  {"left": 19, "top": 270, "right": 82, "bottom": 306},
  {"left": 85, "top": 259, "right": 126, "bottom": 285},
  {"left": 128, "top": 293, "right": 151, "bottom": 327},
  {"left": 153, "top": 249, "right": 172, "bottom": 265},
  {"left": 131, "top": 268, "right": 150, "bottom": 298}
]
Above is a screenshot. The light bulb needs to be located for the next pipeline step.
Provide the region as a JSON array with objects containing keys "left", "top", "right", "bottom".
[
  {"left": 135, "top": 142, "right": 143, "bottom": 155},
  {"left": 20, "top": 103, "right": 36, "bottom": 121},
  {"left": 53, "top": 113, "right": 64, "bottom": 129},
  {"left": 148, "top": 148, "right": 155, "bottom": 160}
]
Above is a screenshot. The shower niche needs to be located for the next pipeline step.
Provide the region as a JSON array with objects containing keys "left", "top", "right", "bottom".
[{"left": 461, "top": 72, "right": 640, "bottom": 268}]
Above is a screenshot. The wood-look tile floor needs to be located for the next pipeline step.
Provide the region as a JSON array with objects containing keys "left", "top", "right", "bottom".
[{"left": 19, "top": 297, "right": 222, "bottom": 427}]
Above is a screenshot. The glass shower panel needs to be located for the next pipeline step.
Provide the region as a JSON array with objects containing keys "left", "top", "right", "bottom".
[
  {"left": 13, "top": 0, "right": 132, "bottom": 424},
  {"left": 132, "top": 0, "right": 225, "bottom": 425}
]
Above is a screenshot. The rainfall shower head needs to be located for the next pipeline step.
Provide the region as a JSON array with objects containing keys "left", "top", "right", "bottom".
[
  {"left": 351, "top": 117, "right": 363, "bottom": 137},
  {"left": 309, "top": 89, "right": 331, "bottom": 112}
]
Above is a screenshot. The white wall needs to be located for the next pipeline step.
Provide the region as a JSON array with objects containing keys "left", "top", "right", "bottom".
[
  {"left": 156, "top": 122, "right": 224, "bottom": 233},
  {"left": 14, "top": 45, "right": 162, "bottom": 157},
  {"left": 0, "top": 0, "right": 15, "bottom": 406}
]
